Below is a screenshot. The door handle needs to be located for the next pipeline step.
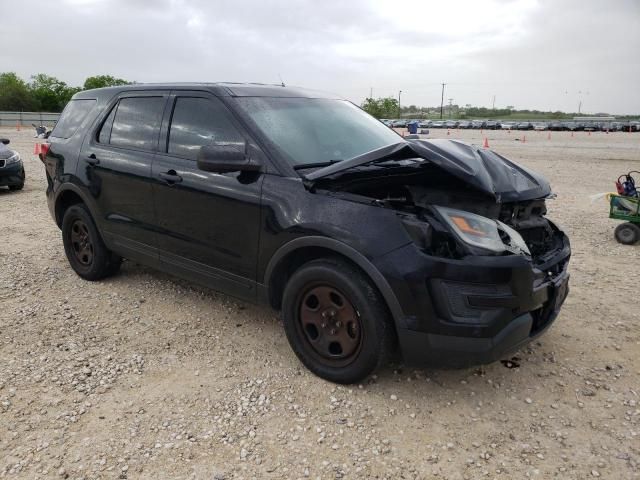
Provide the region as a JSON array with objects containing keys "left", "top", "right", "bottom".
[
  {"left": 85, "top": 154, "right": 99, "bottom": 166},
  {"left": 159, "top": 171, "right": 183, "bottom": 184}
]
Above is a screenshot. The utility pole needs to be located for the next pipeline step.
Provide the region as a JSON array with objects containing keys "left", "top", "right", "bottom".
[
  {"left": 398, "top": 90, "right": 402, "bottom": 119},
  {"left": 492, "top": 95, "right": 496, "bottom": 110},
  {"left": 440, "top": 83, "right": 446, "bottom": 119}
]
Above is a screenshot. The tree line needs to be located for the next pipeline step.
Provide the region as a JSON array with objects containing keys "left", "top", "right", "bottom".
[
  {"left": 0, "top": 72, "right": 131, "bottom": 112},
  {"left": 360, "top": 96, "right": 616, "bottom": 120}
]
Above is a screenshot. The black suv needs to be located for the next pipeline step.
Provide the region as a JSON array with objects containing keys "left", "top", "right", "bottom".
[{"left": 43, "top": 84, "right": 571, "bottom": 384}]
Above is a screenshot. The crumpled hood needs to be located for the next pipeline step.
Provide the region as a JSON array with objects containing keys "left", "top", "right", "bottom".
[{"left": 305, "top": 139, "right": 552, "bottom": 202}]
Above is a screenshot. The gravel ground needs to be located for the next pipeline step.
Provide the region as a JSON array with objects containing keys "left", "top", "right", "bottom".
[{"left": 0, "top": 126, "right": 639, "bottom": 479}]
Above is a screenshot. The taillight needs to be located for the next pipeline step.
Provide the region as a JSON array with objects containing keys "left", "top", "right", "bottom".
[{"left": 34, "top": 143, "right": 50, "bottom": 162}]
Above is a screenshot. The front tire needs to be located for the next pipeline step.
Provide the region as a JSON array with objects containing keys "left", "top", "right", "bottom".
[
  {"left": 614, "top": 222, "right": 640, "bottom": 245},
  {"left": 8, "top": 169, "right": 25, "bottom": 191},
  {"left": 281, "top": 258, "right": 395, "bottom": 384},
  {"left": 62, "top": 204, "right": 121, "bottom": 280}
]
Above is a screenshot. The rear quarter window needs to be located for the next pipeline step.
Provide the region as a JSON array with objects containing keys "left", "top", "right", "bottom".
[{"left": 51, "top": 99, "right": 97, "bottom": 139}]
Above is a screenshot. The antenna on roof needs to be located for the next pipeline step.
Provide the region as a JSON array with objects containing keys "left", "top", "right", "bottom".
[{"left": 278, "top": 74, "right": 285, "bottom": 87}]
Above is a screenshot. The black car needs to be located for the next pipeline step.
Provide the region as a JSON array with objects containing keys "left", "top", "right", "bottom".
[
  {"left": 549, "top": 122, "right": 565, "bottom": 131},
  {"left": 42, "top": 84, "right": 571, "bottom": 384},
  {"left": 484, "top": 120, "right": 499, "bottom": 130},
  {"left": 0, "top": 138, "right": 25, "bottom": 191},
  {"left": 517, "top": 122, "right": 533, "bottom": 130}
]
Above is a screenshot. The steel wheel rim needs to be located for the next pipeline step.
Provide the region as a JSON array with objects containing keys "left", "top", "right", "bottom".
[
  {"left": 70, "top": 219, "right": 93, "bottom": 266},
  {"left": 297, "top": 284, "right": 363, "bottom": 367}
]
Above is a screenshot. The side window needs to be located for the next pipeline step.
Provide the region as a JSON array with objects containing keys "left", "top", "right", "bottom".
[
  {"left": 109, "top": 96, "right": 166, "bottom": 151},
  {"left": 168, "top": 97, "right": 243, "bottom": 160},
  {"left": 98, "top": 104, "right": 117, "bottom": 144},
  {"left": 51, "top": 99, "right": 96, "bottom": 139}
]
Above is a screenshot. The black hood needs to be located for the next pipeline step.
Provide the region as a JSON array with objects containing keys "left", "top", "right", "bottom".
[{"left": 304, "top": 139, "right": 552, "bottom": 202}]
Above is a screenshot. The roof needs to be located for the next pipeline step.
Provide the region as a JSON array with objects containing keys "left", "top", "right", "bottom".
[{"left": 73, "top": 82, "right": 341, "bottom": 100}]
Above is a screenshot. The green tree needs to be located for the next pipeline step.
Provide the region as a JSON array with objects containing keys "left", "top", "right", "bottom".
[
  {"left": 362, "top": 97, "right": 400, "bottom": 118},
  {"left": 29, "top": 74, "right": 79, "bottom": 112},
  {"left": 0, "top": 72, "right": 37, "bottom": 111},
  {"left": 83, "top": 75, "right": 131, "bottom": 90}
]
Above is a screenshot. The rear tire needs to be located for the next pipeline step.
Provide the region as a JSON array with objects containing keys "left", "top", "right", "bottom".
[
  {"left": 281, "top": 257, "right": 395, "bottom": 384},
  {"left": 62, "top": 204, "right": 121, "bottom": 280},
  {"left": 614, "top": 222, "right": 640, "bottom": 245}
]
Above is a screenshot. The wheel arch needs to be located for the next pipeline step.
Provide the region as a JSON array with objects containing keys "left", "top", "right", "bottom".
[
  {"left": 54, "top": 184, "right": 95, "bottom": 228},
  {"left": 263, "top": 236, "right": 405, "bottom": 329}
]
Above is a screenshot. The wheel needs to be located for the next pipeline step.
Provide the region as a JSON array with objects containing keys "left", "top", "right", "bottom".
[
  {"left": 8, "top": 169, "right": 25, "bottom": 191},
  {"left": 62, "top": 204, "right": 122, "bottom": 280},
  {"left": 281, "top": 257, "right": 395, "bottom": 384},
  {"left": 614, "top": 222, "right": 640, "bottom": 245}
]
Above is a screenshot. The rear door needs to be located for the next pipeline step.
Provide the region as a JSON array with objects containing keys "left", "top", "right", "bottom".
[
  {"left": 151, "top": 91, "right": 263, "bottom": 299},
  {"left": 78, "top": 91, "right": 169, "bottom": 263}
]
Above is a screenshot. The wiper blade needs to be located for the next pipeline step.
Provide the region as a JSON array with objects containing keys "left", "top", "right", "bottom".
[{"left": 293, "top": 160, "right": 342, "bottom": 170}]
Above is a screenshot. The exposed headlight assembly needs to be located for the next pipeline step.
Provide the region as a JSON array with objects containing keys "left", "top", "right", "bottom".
[
  {"left": 434, "top": 206, "right": 530, "bottom": 256},
  {"left": 5, "top": 152, "right": 21, "bottom": 166}
]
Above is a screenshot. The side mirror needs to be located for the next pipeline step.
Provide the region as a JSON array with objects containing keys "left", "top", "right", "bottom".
[
  {"left": 196, "top": 142, "right": 261, "bottom": 173},
  {"left": 0, "top": 138, "right": 9, "bottom": 145}
]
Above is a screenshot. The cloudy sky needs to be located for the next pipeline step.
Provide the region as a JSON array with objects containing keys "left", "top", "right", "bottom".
[{"left": 3, "top": 0, "right": 639, "bottom": 113}]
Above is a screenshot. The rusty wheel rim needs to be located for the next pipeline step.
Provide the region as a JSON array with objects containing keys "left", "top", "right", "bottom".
[
  {"left": 70, "top": 219, "right": 93, "bottom": 266},
  {"left": 298, "top": 285, "right": 362, "bottom": 366}
]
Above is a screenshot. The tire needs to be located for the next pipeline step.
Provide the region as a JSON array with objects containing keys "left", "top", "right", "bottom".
[
  {"left": 61, "top": 204, "right": 122, "bottom": 280},
  {"left": 281, "top": 257, "right": 395, "bottom": 384},
  {"left": 614, "top": 222, "right": 640, "bottom": 245},
  {"left": 8, "top": 169, "right": 25, "bottom": 191}
]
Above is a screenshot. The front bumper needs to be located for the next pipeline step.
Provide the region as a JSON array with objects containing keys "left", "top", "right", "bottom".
[
  {"left": 374, "top": 233, "right": 570, "bottom": 367},
  {"left": 0, "top": 161, "right": 24, "bottom": 186}
]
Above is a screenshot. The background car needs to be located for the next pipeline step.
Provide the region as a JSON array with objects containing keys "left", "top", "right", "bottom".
[
  {"left": 0, "top": 138, "right": 25, "bottom": 191},
  {"left": 533, "top": 122, "right": 548, "bottom": 131},
  {"left": 444, "top": 120, "right": 458, "bottom": 129},
  {"left": 431, "top": 120, "right": 445, "bottom": 128},
  {"left": 471, "top": 120, "right": 486, "bottom": 129},
  {"left": 500, "top": 121, "right": 517, "bottom": 130},
  {"left": 549, "top": 122, "right": 565, "bottom": 131},
  {"left": 484, "top": 120, "right": 499, "bottom": 129},
  {"left": 457, "top": 120, "right": 471, "bottom": 129},
  {"left": 517, "top": 122, "right": 533, "bottom": 130}
]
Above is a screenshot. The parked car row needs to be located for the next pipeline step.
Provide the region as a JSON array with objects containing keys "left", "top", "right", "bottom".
[{"left": 382, "top": 119, "right": 640, "bottom": 132}]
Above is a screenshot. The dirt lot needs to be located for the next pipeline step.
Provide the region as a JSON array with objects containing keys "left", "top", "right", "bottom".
[{"left": 1, "top": 126, "right": 639, "bottom": 479}]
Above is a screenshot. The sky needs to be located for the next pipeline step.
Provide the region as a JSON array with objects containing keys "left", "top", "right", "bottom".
[{"left": 3, "top": 0, "right": 640, "bottom": 114}]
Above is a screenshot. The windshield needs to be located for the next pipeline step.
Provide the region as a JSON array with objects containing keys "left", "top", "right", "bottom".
[{"left": 233, "top": 97, "right": 402, "bottom": 167}]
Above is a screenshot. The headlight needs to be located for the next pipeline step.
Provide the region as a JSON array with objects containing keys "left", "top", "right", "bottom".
[
  {"left": 5, "top": 153, "right": 21, "bottom": 165},
  {"left": 434, "top": 206, "right": 530, "bottom": 256}
]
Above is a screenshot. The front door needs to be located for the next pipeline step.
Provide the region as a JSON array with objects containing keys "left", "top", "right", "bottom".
[{"left": 151, "top": 93, "right": 263, "bottom": 299}]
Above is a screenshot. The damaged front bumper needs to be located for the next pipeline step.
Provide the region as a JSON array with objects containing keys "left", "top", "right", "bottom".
[{"left": 373, "top": 232, "right": 570, "bottom": 367}]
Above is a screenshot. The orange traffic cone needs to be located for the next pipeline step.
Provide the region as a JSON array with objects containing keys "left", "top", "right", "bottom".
[
  {"left": 16, "top": 122, "right": 21, "bottom": 131},
  {"left": 483, "top": 137, "right": 489, "bottom": 148},
  {"left": 447, "top": 129, "right": 450, "bottom": 136},
  {"left": 522, "top": 135, "right": 526, "bottom": 143}
]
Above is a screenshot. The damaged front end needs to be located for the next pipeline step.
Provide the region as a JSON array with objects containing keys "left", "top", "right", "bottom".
[{"left": 304, "top": 139, "right": 571, "bottom": 367}]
